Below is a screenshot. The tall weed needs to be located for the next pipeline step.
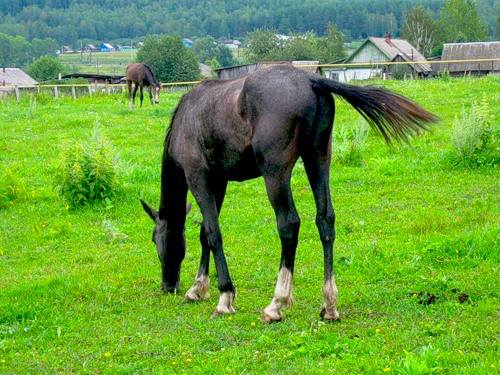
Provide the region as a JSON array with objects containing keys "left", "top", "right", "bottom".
[
  {"left": 335, "top": 120, "right": 369, "bottom": 167},
  {"left": 55, "top": 127, "right": 119, "bottom": 208},
  {"left": 451, "top": 98, "right": 498, "bottom": 167},
  {"left": 0, "top": 167, "right": 26, "bottom": 209}
]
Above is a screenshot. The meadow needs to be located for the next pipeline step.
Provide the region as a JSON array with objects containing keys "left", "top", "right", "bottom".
[
  {"left": 59, "top": 51, "right": 138, "bottom": 75},
  {"left": 0, "top": 76, "right": 498, "bottom": 374}
]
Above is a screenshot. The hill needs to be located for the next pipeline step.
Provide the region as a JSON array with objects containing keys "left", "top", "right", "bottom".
[{"left": 0, "top": 0, "right": 497, "bottom": 47}]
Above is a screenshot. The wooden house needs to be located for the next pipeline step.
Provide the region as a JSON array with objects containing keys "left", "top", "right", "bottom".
[
  {"left": 438, "top": 41, "right": 499, "bottom": 76},
  {"left": 323, "top": 36, "right": 431, "bottom": 82}
]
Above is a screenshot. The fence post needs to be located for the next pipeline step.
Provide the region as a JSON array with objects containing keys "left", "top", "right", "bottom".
[
  {"left": 88, "top": 85, "right": 92, "bottom": 96},
  {"left": 15, "top": 86, "right": 20, "bottom": 102},
  {"left": 71, "top": 86, "right": 76, "bottom": 100},
  {"left": 53, "top": 86, "right": 58, "bottom": 98}
]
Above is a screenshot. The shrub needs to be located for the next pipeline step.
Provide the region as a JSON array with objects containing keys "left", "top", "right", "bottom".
[
  {"left": 451, "top": 98, "right": 498, "bottom": 167},
  {"left": 55, "top": 128, "right": 118, "bottom": 208},
  {"left": 27, "top": 55, "right": 66, "bottom": 82},
  {"left": 0, "top": 167, "right": 25, "bottom": 209},
  {"left": 335, "top": 120, "right": 369, "bottom": 167}
]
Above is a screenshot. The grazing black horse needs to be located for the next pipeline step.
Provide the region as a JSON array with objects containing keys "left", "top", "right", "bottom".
[
  {"left": 141, "top": 64, "right": 437, "bottom": 322},
  {"left": 126, "top": 63, "right": 161, "bottom": 108}
]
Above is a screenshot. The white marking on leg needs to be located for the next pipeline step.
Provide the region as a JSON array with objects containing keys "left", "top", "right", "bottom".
[
  {"left": 262, "top": 267, "right": 293, "bottom": 322},
  {"left": 211, "top": 291, "right": 235, "bottom": 317},
  {"left": 322, "top": 276, "right": 339, "bottom": 320},
  {"left": 185, "top": 273, "right": 210, "bottom": 302}
]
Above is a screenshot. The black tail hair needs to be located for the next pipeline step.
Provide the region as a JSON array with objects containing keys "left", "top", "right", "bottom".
[{"left": 310, "top": 77, "right": 438, "bottom": 143}]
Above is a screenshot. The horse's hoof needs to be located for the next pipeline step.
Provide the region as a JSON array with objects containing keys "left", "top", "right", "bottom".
[
  {"left": 261, "top": 307, "right": 282, "bottom": 323},
  {"left": 210, "top": 291, "right": 235, "bottom": 318},
  {"left": 320, "top": 307, "right": 340, "bottom": 322},
  {"left": 184, "top": 289, "right": 210, "bottom": 302}
]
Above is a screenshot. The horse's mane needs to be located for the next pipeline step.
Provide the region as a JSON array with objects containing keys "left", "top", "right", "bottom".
[{"left": 164, "top": 93, "right": 189, "bottom": 148}]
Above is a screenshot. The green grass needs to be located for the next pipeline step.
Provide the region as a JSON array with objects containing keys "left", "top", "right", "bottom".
[
  {"left": 59, "top": 50, "right": 137, "bottom": 75},
  {"left": 0, "top": 76, "right": 499, "bottom": 374}
]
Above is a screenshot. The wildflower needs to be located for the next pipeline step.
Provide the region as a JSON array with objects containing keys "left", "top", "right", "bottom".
[
  {"left": 186, "top": 358, "right": 192, "bottom": 363},
  {"left": 104, "top": 352, "right": 112, "bottom": 358},
  {"left": 383, "top": 368, "right": 391, "bottom": 372},
  {"left": 172, "top": 361, "right": 177, "bottom": 365},
  {"left": 251, "top": 322, "right": 256, "bottom": 327},
  {"left": 375, "top": 328, "right": 381, "bottom": 333}
]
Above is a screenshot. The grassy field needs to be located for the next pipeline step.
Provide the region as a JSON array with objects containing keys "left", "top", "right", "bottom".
[
  {"left": 0, "top": 76, "right": 498, "bottom": 373},
  {"left": 59, "top": 50, "right": 137, "bottom": 75}
]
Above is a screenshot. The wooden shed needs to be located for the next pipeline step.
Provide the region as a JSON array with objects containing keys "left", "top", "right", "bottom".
[{"left": 438, "top": 41, "right": 500, "bottom": 76}]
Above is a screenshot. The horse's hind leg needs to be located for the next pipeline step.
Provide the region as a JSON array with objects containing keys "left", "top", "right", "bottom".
[
  {"left": 131, "top": 83, "right": 139, "bottom": 109},
  {"left": 127, "top": 81, "right": 134, "bottom": 109},
  {"left": 302, "top": 95, "right": 339, "bottom": 321},
  {"left": 185, "top": 181, "right": 227, "bottom": 302},
  {"left": 260, "top": 171, "right": 300, "bottom": 323}
]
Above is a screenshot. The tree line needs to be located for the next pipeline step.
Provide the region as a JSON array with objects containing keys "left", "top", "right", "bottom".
[{"left": 0, "top": 0, "right": 497, "bottom": 48}]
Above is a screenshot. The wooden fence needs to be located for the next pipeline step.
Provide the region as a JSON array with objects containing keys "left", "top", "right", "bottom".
[{"left": 2, "top": 58, "right": 498, "bottom": 102}]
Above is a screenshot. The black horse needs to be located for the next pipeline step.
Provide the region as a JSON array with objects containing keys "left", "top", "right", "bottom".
[
  {"left": 126, "top": 63, "right": 161, "bottom": 108},
  {"left": 141, "top": 64, "right": 437, "bottom": 322}
]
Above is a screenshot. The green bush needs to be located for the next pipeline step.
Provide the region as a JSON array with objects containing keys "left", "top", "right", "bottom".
[
  {"left": 27, "top": 55, "right": 66, "bottom": 82},
  {"left": 335, "top": 120, "right": 369, "bottom": 167},
  {"left": 55, "top": 128, "right": 118, "bottom": 207},
  {"left": 451, "top": 98, "right": 498, "bottom": 167},
  {"left": 0, "top": 167, "right": 25, "bottom": 209}
]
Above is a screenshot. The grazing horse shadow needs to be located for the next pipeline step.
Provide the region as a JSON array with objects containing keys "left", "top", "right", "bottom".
[
  {"left": 141, "top": 64, "right": 438, "bottom": 323},
  {"left": 126, "top": 63, "right": 161, "bottom": 109}
]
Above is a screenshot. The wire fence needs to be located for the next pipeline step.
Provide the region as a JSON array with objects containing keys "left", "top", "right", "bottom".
[{"left": 2, "top": 58, "right": 498, "bottom": 102}]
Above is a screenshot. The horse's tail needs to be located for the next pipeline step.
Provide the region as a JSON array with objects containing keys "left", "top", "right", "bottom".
[{"left": 310, "top": 77, "right": 438, "bottom": 143}]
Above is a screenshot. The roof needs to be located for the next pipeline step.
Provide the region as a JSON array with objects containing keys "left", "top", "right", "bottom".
[
  {"left": 349, "top": 37, "right": 431, "bottom": 73},
  {"left": 101, "top": 43, "right": 114, "bottom": 49},
  {"left": 440, "top": 41, "right": 500, "bottom": 72},
  {"left": 0, "top": 68, "right": 38, "bottom": 86}
]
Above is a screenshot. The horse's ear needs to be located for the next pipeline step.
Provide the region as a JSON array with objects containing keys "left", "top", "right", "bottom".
[
  {"left": 186, "top": 202, "right": 192, "bottom": 215},
  {"left": 140, "top": 199, "right": 158, "bottom": 221}
]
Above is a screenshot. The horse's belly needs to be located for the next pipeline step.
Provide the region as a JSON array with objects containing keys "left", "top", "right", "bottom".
[{"left": 224, "top": 146, "right": 261, "bottom": 181}]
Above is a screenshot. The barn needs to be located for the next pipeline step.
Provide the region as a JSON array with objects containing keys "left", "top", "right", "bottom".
[
  {"left": 323, "top": 36, "right": 431, "bottom": 82},
  {"left": 437, "top": 41, "right": 500, "bottom": 76},
  {"left": 215, "top": 61, "right": 322, "bottom": 80}
]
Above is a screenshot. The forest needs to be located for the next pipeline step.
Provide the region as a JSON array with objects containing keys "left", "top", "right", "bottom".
[{"left": 0, "top": 0, "right": 497, "bottom": 46}]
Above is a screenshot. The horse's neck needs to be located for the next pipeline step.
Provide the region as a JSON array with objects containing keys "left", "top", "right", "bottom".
[
  {"left": 159, "top": 152, "right": 187, "bottom": 227},
  {"left": 145, "top": 68, "right": 156, "bottom": 85}
]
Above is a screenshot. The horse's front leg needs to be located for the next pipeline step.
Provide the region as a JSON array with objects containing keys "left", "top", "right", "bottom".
[
  {"left": 139, "top": 84, "right": 144, "bottom": 107},
  {"left": 187, "top": 175, "right": 235, "bottom": 317},
  {"left": 185, "top": 181, "right": 227, "bottom": 302},
  {"left": 261, "top": 173, "right": 300, "bottom": 323},
  {"left": 127, "top": 81, "right": 134, "bottom": 109}
]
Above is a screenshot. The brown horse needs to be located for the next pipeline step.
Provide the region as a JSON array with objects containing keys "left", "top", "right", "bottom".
[
  {"left": 141, "top": 64, "right": 438, "bottom": 322},
  {"left": 126, "top": 63, "right": 161, "bottom": 108}
]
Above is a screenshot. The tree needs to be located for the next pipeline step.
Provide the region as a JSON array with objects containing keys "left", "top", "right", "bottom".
[
  {"left": 401, "top": 6, "right": 437, "bottom": 57},
  {"left": 244, "top": 28, "right": 280, "bottom": 62},
  {"left": 137, "top": 35, "right": 199, "bottom": 83},
  {"left": 193, "top": 36, "right": 235, "bottom": 67},
  {"left": 438, "top": 0, "right": 487, "bottom": 43},
  {"left": 27, "top": 56, "right": 66, "bottom": 81},
  {"left": 316, "top": 23, "right": 346, "bottom": 63}
]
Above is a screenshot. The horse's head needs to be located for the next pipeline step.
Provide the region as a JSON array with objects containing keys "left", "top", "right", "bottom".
[
  {"left": 140, "top": 199, "right": 192, "bottom": 292},
  {"left": 152, "top": 84, "right": 161, "bottom": 104}
]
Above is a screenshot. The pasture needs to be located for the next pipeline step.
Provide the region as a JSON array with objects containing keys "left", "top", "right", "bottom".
[
  {"left": 59, "top": 50, "right": 137, "bottom": 75},
  {"left": 0, "top": 76, "right": 498, "bottom": 373}
]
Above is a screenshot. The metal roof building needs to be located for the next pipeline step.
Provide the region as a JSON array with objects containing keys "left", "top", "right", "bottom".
[{"left": 438, "top": 41, "right": 500, "bottom": 75}]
